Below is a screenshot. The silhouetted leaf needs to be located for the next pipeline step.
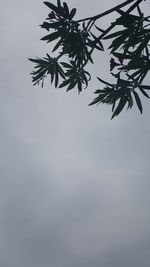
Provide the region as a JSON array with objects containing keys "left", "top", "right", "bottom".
[
  {"left": 138, "top": 87, "right": 150, "bottom": 98},
  {"left": 133, "top": 90, "right": 143, "bottom": 113},
  {"left": 41, "top": 32, "right": 60, "bottom": 42},
  {"left": 52, "top": 39, "right": 62, "bottom": 52},
  {"left": 44, "top": 2, "right": 60, "bottom": 14},
  {"left": 115, "top": 11, "right": 140, "bottom": 27},
  {"left": 67, "top": 80, "right": 77, "bottom": 91},
  {"left": 97, "top": 77, "right": 113, "bottom": 87},
  {"left": 138, "top": 85, "right": 150, "bottom": 90},
  {"left": 29, "top": 58, "right": 43, "bottom": 64},
  {"left": 59, "top": 79, "right": 71, "bottom": 88},
  {"left": 109, "top": 30, "right": 130, "bottom": 52},
  {"left": 63, "top": 2, "right": 70, "bottom": 16},
  {"left": 127, "top": 93, "right": 133, "bottom": 109},
  {"left": 111, "top": 98, "right": 127, "bottom": 119},
  {"left": 69, "top": 8, "right": 76, "bottom": 19},
  {"left": 94, "top": 24, "right": 104, "bottom": 33},
  {"left": 134, "top": 34, "right": 150, "bottom": 57},
  {"left": 57, "top": 0, "right": 61, "bottom": 9},
  {"left": 103, "top": 29, "right": 127, "bottom": 39},
  {"left": 40, "top": 22, "right": 61, "bottom": 30}
]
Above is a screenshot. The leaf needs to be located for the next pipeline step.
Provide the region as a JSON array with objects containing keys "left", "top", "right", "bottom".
[
  {"left": 50, "top": 68, "right": 55, "bottom": 84},
  {"left": 66, "top": 80, "right": 77, "bottom": 91},
  {"left": 58, "top": 65, "right": 66, "bottom": 79},
  {"left": 40, "top": 22, "right": 51, "bottom": 31},
  {"left": 63, "top": 2, "right": 70, "bottom": 16},
  {"left": 84, "top": 71, "right": 91, "bottom": 81},
  {"left": 97, "top": 77, "right": 112, "bottom": 87},
  {"left": 41, "top": 32, "right": 60, "bottom": 42},
  {"left": 94, "top": 24, "right": 104, "bottom": 33},
  {"left": 81, "top": 72, "right": 88, "bottom": 88},
  {"left": 89, "top": 96, "right": 102, "bottom": 106},
  {"left": 103, "top": 29, "right": 127, "bottom": 39},
  {"left": 97, "top": 39, "right": 104, "bottom": 50},
  {"left": 54, "top": 68, "right": 59, "bottom": 87},
  {"left": 44, "top": 2, "right": 60, "bottom": 14},
  {"left": 138, "top": 87, "right": 150, "bottom": 99},
  {"left": 115, "top": 12, "right": 140, "bottom": 27},
  {"left": 138, "top": 85, "right": 150, "bottom": 90},
  {"left": 57, "top": 0, "right": 61, "bottom": 9},
  {"left": 61, "top": 62, "right": 72, "bottom": 68},
  {"left": 28, "top": 58, "right": 43, "bottom": 64},
  {"left": 41, "top": 22, "right": 61, "bottom": 30},
  {"left": 111, "top": 98, "right": 127, "bottom": 119},
  {"left": 77, "top": 79, "right": 82, "bottom": 93},
  {"left": 52, "top": 38, "right": 62, "bottom": 52},
  {"left": 134, "top": 35, "right": 150, "bottom": 57},
  {"left": 32, "top": 69, "right": 47, "bottom": 82},
  {"left": 129, "top": 69, "right": 141, "bottom": 79},
  {"left": 59, "top": 79, "right": 71, "bottom": 88},
  {"left": 69, "top": 8, "right": 76, "bottom": 19},
  {"left": 133, "top": 90, "right": 143, "bottom": 113},
  {"left": 44, "top": 1, "right": 67, "bottom": 17},
  {"left": 127, "top": 93, "right": 133, "bottom": 109},
  {"left": 109, "top": 31, "right": 129, "bottom": 52},
  {"left": 118, "top": 79, "right": 131, "bottom": 86},
  {"left": 88, "top": 33, "right": 104, "bottom": 51}
]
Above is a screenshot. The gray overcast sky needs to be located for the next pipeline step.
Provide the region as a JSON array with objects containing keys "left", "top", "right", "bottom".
[{"left": 0, "top": 0, "right": 150, "bottom": 267}]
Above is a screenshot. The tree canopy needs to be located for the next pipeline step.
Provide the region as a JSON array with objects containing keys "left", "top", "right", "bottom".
[{"left": 29, "top": 0, "right": 150, "bottom": 119}]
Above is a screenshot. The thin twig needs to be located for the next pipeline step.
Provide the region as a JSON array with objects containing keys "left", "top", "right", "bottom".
[{"left": 77, "top": 0, "right": 142, "bottom": 23}]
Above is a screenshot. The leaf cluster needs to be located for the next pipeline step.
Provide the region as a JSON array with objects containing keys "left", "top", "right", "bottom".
[
  {"left": 29, "top": 0, "right": 150, "bottom": 118},
  {"left": 89, "top": 77, "right": 150, "bottom": 119},
  {"left": 90, "top": 3, "right": 150, "bottom": 118},
  {"left": 29, "top": 0, "right": 104, "bottom": 93}
]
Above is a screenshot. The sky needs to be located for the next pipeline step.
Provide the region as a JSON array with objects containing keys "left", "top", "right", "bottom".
[{"left": 0, "top": 0, "right": 150, "bottom": 267}]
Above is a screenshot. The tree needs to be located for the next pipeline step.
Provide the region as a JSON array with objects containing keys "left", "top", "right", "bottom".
[{"left": 29, "top": 0, "right": 150, "bottom": 119}]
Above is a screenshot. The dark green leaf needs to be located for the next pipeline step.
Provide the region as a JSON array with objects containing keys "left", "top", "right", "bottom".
[
  {"left": 41, "top": 32, "right": 60, "bottom": 42},
  {"left": 40, "top": 22, "right": 61, "bottom": 30},
  {"left": 32, "top": 69, "right": 47, "bottom": 82},
  {"left": 57, "top": 0, "right": 61, "bottom": 9},
  {"left": 103, "top": 29, "right": 127, "bottom": 40},
  {"left": 133, "top": 90, "right": 143, "bottom": 113},
  {"left": 63, "top": 2, "right": 70, "bottom": 16},
  {"left": 66, "top": 80, "right": 77, "bottom": 91},
  {"left": 44, "top": 2, "right": 60, "bottom": 14},
  {"left": 115, "top": 12, "right": 140, "bottom": 27},
  {"left": 127, "top": 94, "right": 133, "bottom": 109},
  {"left": 29, "top": 58, "right": 43, "bottom": 64},
  {"left": 84, "top": 71, "right": 91, "bottom": 81},
  {"left": 111, "top": 98, "right": 127, "bottom": 119},
  {"left": 57, "top": 65, "right": 65, "bottom": 78},
  {"left": 59, "top": 79, "right": 71, "bottom": 88},
  {"left": 52, "top": 38, "right": 62, "bottom": 52},
  {"left": 50, "top": 68, "right": 55, "bottom": 84},
  {"left": 55, "top": 68, "right": 59, "bottom": 87},
  {"left": 89, "top": 96, "right": 101, "bottom": 106},
  {"left": 138, "top": 85, "right": 150, "bottom": 90},
  {"left": 77, "top": 79, "right": 82, "bottom": 93},
  {"left": 94, "top": 24, "right": 104, "bottom": 33},
  {"left": 138, "top": 87, "right": 150, "bottom": 98},
  {"left": 134, "top": 35, "right": 150, "bottom": 57},
  {"left": 61, "top": 62, "right": 72, "bottom": 68},
  {"left": 69, "top": 8, "right": 77, "bottom": 19},
  {"left": 97, "top": 77, "right": 113, "bottom": 87},
  {"left": 129, "top": 69, "right": 141, "bottom": 79}
]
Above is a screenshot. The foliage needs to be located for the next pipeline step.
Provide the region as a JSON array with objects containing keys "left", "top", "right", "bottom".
[{"left": 29, "top": 0, "right": 150, "bottom": 119}]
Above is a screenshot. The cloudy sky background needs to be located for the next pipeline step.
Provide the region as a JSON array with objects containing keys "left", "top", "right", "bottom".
[{"left": 0, "top": 0, "right": 150, "bottom": 266}]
